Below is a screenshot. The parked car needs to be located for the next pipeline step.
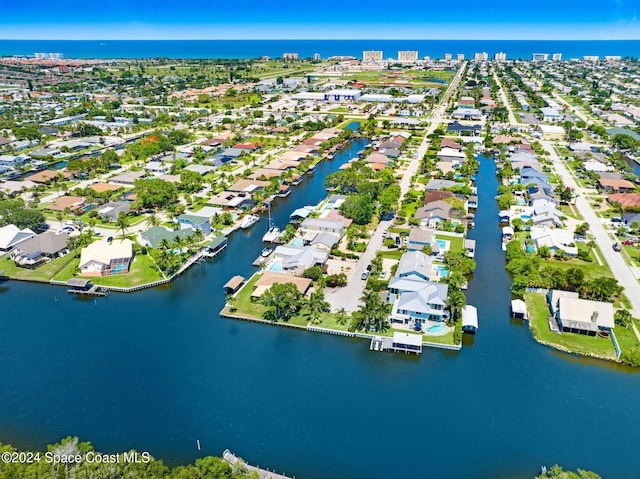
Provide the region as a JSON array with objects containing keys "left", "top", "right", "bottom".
[
  {"left": 361, "top": 271, "right": 369, "bottom": 280},
  {"left": 621, "top": 240, "right": 635, "bottom": 245},
  {"left": 395, "top": 236, "right": 401, "bottom": 245},
  {"left": 107, "top": 236, "right": 113, "bottom": 243},
  {"left": 366, "top": 264, "right": 372, "bottom": 271},
  {"left": 388, "top": 244, "right": 399, "bottom": 249},
  {"left": 613, "top": 243, "right": 621, "bottom": 252},
  {"left": 382, "top": 230, "right": 388, "bottom": 238}
]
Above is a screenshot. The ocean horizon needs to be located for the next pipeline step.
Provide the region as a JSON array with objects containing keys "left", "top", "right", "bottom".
[{"left": 0, "top": 39, "right": 638, "bottom": 60}]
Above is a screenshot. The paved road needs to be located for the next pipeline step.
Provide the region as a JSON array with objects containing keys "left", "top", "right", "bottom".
[
  {"left": 490, "top": 74, "right": 640, "bottom": 316},
  {"left": 541, "top": 141, "right": 640, "bottom": 318},
  {"left": 325, "top": 64, "right": 467, "bottom": 312},
  {"left": 492, "top": 67, "right": 519, "bottom": 125}
]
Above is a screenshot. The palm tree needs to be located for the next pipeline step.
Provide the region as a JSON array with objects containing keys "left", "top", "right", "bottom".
[
  {"left": 116, "top": 212, "right": 130, "bottom": 239},
  {"left": 226, "top": 294, "right": 238, "bottom": 312},
  {"left": 446, "top": 289, "right": 467, "bottom": 323},
  {"left": 159, "top": 238, "right": 171, "bottom": 252},
  {"left": 173, "top": 235, "right": 185, "bottom": 255},
  {"left": 358, "top": 290, "right": 391, "bottom": 332},
  {"left": 336, "top": 307, "right": 349, "bottom": 326},
  {"left": 586, "top": 240, "right": 596, "bottom": 258},
  {"left": 307, "top": 289, "right": 330, "bottom": 325},
  {"left": 146, "top": 214, "right": 159, "bottom": 228}
]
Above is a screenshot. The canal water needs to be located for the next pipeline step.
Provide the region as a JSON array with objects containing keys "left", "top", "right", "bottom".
[{"left": 1, "top": 151, "right": 640, "bottom": 479}]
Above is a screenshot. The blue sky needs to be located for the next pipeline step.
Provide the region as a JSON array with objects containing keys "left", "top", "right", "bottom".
[{"left": 1, "top": 0, "right": 638, "bottom": 40}]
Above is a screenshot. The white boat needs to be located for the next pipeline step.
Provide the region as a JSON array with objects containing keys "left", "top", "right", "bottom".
[
  {"left": 262, "top": 203, "right": 281, "bottom": 242},
  {"left": 240, "top": 214, "right": 259, "bottom": 229},
  {"left": 261, "top": 247, "right": 273, "bottom": 257},
  {"left": 262, "top": 226, "right": 281, "bottom": 243}
]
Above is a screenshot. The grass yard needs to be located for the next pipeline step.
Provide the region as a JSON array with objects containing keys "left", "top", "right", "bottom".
[
  {"left": 525, "top": 293, "right": 617, "bottom": 360},
  {"left": 227, "top": 273, "right": 268, "bottom": 318},
  {"left": 544, "top": 253, "right": 613, "bottom": 280},
  {"left": 0, "top": 253, "right": 77, "bottom": 282},
  {"left": 90, "top": 255, "right": 164, "bottom": 288},
  {"left": 436, "top": 233, "right": 463, "bottom": 253}
]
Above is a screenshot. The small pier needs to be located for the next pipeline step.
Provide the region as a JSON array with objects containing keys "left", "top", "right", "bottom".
[
  {"left": 223, "top": 275, "right": 245, "bottom": 295},
  {"left": 66, "top": 278, "right": 108, "bottom": 297},
  {"left": 370, "top": 332, "right": 422, "bottom": 355},
  {"left": 222, "top": 449, "right": 294, "bottom": 479}
]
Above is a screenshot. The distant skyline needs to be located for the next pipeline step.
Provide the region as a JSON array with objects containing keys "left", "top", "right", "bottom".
[{"left": 2, "top": 0, "right": 638, "bottom": 40}]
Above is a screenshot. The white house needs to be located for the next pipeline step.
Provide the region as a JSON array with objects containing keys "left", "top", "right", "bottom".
[
  {"left": 79, "top": 239, "right": 133, "bottom": 276},
  {"left": 389, "top": 281, "right": 449, "bottom": 326},
  {"left": 0, "top": 224, "right": 36, "bottom": 252}
]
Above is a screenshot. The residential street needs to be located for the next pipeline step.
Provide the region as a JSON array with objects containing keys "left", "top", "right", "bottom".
[{"left": 325, "top": 64, "right": 467, "bottom": 312}]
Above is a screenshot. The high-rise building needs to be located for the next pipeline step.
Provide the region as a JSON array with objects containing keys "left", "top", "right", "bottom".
[
  {"left": 605, "top": 55, "right": 621, "bottom": 62},
  {"left": 362, "top": 50, "right": 383, "bottom": 62},
  {"left": 397, "top": 50, "right": 418, "bottom": 62},
  {"left": 313, "top": 53, "right": 321, "bottom": 61},
  {"left": 444, "top": 53, "right": 452, "bottom": 61},
  {"left": 583, "top": 55, "right": 600, "bottom": 62},
  {"left": 552, "top": 53, "right": 562, "bottom": 61},
  {"left": 532, "top": 53, "right": 549, "bottom": 61},
  {"left": 457, "top": 53, "right": 465, "bottom": 61},
  {"left": 474, "top": 52, "right": 488, "bottom": 61},
  {"left": 494, "top": 52, "right": 507, "bottom": 62},
  {"left": 283, "top": 53, "right": 299, "bottom": 60}
]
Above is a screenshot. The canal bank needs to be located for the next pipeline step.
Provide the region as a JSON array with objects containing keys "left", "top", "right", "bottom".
[{"left": 2, "top": 148, "right": 640, "bottom": 479}]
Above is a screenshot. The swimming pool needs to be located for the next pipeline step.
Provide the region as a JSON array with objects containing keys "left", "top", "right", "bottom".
[
  {"left": 290, "top": 238, "right": 304, "bottom": 247},
  {"left": 436, "top": 265, "right": 449, "bottom": 277},
  {"left": 268, "top": 261, "right": 283, "bottom": 272},
  {"left": 521, "top": 215, "right": 531, "bottom": 220},
  {"left": 427, "top": 324, "right": 447, "bottom": 333},
  {"left": 435, "top": 239, "right": 449, "bottom": 250},
  {"left": 526, "top": 244, "right": 535, "bottom": 253}
]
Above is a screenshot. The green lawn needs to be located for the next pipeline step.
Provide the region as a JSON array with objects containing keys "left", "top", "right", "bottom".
[
  {"left": 51, "top": 254, "right": 164, "bottom": 288},
  {"left": 379, "top": 249, "right": 404, "bottom": 260},
  {"left": 544, "top": 253, "right": 613, "bottom": 280},
  {"left": 227, "top": 274, "right": 268, "bottom": 319},
  {"left": 525, "top": 293, "right": 616, "bottom": 360},
  {"left": 374, "top": 326, "right": 456, "bottom": 345},
  {"left": 89, "top": 255, "right": 164, "bottom": 288},
  {"left": 436, "top": 234, "right": 463, "bottom": 253},
  {"left": 0, "top": 253, "right": 77, "bottom": 282},
  {"left": 614, "top": 320, "right": 640, "bottom": 354}
]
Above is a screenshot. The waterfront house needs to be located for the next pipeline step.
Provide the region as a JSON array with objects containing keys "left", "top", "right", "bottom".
[
  {"left": 389, "top": 281, "right": 449, "bottom": 325},
  {"left": 309, "top": 232, "right": 340, "bottom": 250},
  {"left": 0, "top": 224, "right": 36, "bottom": 252},
  {"left": 251, "top": 271, "right": 312, "bottom": 298},
  {"left": 396, "top": 250, "right": 433, "bottom": 282},
  {"left": 446, "top": 122, "right": 482, "bottom": 136},
  {"left": 608, "top": 193, "right": 640, "bottom": 209},
  {"left": 556, "top": 296, "right": 615, "bottom": 336},
  {"left": 273, "top": 245, "right": 329, "bottom": 274},
  {"left": 300, "top": 218, "right": 345, "bottom": 237},
  {"left": 79, "top": 239, "right": 133, "bottom": 276},
  {"left": 141, "top": 226, "right": 196, "bottom": 249},
  {"left": 228, "top": 179, "right": 270, "bottom": 195},
  {"left": 407, "top": 227, "right": 436, "bottom": 251},
  {"left": 530, "top": 227, "right": 577, "bottom": 256},
  {"left": 178, "top": 214, "right": 211, "bottom": 237},
  {"left": 208, "top": 191, "right": 255, "bottom": 210},
  {"left": 425, "top": 179, "right": 456, "bottom": 191},
  {"left": 10, "top": 231, "right": 69, "bottom": 268},
  {"left": 547, "top": 290, "right": 580, "bottom": 316},
  {"left": 423, "top": 190, "right": 454, "bottom": 205},
  {"left": 415, "top": 201, "right": 453, "bottom": 228},
  {"left": 598, "top": 178, "right": 636, "bottom": 194}
]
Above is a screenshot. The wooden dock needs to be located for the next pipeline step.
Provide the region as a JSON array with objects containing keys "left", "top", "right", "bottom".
[
  {"left": 222, "top": 449, "right": 294, "bottom": 479},
  {"left": 67, "top": 285, "right": 108, "bottom": 297}
]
